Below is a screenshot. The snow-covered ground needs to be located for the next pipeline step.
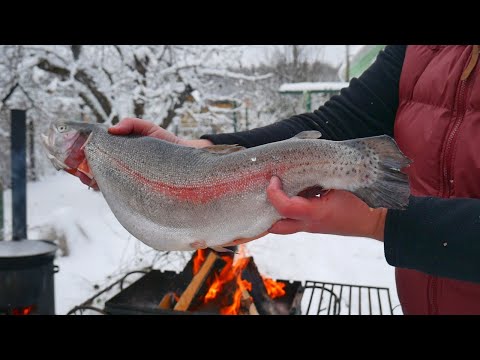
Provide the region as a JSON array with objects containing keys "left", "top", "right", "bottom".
[{"left": 2, "top": 172, "right": 402, "bottom": 315}]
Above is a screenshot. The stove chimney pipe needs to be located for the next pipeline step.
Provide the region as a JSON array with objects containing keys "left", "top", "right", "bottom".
[{"left": 11, "top": 109, "right": 27, "bottom": 241}]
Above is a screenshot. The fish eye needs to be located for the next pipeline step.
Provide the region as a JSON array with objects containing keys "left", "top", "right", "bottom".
[{"left": 57, "top": 124, "right": 68, "bottom": 133}]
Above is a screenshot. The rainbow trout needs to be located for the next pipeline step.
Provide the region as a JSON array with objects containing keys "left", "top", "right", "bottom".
[{"left": 42, "top": 121, "right": 411, "bottom": 252}]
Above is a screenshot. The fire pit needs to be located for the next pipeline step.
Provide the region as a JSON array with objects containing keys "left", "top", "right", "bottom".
[
  {"left": 67, "top": 249, "right": 395, "bottom": 315},
  {"left": 104, "top": 249, "right": 303, "bottom": 315}
]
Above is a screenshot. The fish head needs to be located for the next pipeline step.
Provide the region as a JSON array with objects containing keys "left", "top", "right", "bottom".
[{"left": 42, "top": 120, "right": 96, "bottom": 172}]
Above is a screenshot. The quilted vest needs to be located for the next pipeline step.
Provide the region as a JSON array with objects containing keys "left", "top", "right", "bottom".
[{"left": 394, "top": 45, "right": 480, "bottom": 314}]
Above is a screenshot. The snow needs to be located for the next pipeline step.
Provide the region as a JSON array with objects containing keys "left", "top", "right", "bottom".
[
  {"left": 240, "top": 46, "right": 365, "bottom": 68},
  {"left": 199, "top": 68, "right": 273, "bottom": 81},
  {"left": 279, "top": 82, "right": 350, "bottom": 93},
  {"left": 1, "top": 172, "right": 402, "bottom": 315}
]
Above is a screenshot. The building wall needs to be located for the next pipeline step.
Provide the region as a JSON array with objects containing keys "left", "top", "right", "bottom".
[{"left": 339, "top": 45, "right": 386, "bottom": 81}]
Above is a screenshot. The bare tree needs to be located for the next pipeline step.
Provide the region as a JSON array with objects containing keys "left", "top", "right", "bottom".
[{"left": 0, "top": 45, "right": 272, "bottom": 184}]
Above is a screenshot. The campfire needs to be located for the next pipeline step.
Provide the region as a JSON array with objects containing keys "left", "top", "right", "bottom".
[
  {"left": 160, "top": 248, "right": 293, "bottom": 315},
  {"left": 104, "top": 247, "right": 304, "bottom": 315},
  {"left": 168, "top": 248, "right": 286, "bottom": 315},
  {"left": 70, "top": 246, "right": 397, "bottom": 316}
]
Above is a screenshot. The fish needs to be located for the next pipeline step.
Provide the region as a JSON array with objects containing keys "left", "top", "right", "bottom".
[{"left": 42, "top": 121, "right": 411, "bottom": 252}]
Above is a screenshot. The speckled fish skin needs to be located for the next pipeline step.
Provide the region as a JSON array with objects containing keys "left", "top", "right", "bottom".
[{"left": 43, "top": 121, "right": 411, "bottom": 252}]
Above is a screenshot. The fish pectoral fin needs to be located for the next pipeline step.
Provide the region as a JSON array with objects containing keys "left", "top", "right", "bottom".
[
  {"left": 190, "top": 240, "right": 236, "bottom": 253},
  {"left": 202, "top": 144, "right": 246, "bottom": 155},
  {"left": 210, "top": 246, "right": 237, "bottom": 254},
  {"left": 190, "top": 240, "right": 208, "bottom": 250},
  {"left": 293, "top": 130, "right": 322, "bottom": 140}
]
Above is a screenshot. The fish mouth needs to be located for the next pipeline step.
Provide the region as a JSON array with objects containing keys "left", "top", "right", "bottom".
[{"left": 41, "top": 130, "right": 70, "bottom": 171}]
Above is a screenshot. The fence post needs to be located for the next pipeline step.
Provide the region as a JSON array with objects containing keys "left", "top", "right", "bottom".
[
  {"left": 232, "top": 100, "right": 238, "bottom": 132},
  {"left": 304, "top": 91, "right": 312, "bottom": 112}
]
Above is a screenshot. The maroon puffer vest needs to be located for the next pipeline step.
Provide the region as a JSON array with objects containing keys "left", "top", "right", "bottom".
[{"left": 394, "top": 45, "right": 480, "bottom": 314}]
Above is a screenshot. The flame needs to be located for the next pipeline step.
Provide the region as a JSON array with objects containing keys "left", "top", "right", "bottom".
[
  {"left": 221, "top": 279, "right": 252, "bottom": 315},
  {"left": 190, "top": 246, "right": 286, "bottom": 315},
  {"left": 205, "top": 256, "right": 248, "bottom": 303},
  {"left": 204, "top": 255, "right": 251, "bottom": 315},
  {"left": 193, "top": 249, "right": 206, "bottom": 275},
  {"left": 12, "top": 305, "right": 35, "bottom": 315},
  {"left": 237, "top": 244, "right": 249, "bottom": 258},
  {"left": 262, "top": 276, "right": 286, "bottom": 299}
]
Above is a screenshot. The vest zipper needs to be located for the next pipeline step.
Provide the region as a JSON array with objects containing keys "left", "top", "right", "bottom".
[
  {"left": 430, "top": 277, "right": 438, "bottom": 314},
  {"left": 432, "top": 46, "right": 478, "bottom": 314},
  {"left": 441, "top": 80, "right": 468, "bottom": 197},
  {"left": 440, "top": 46, "right": 478, "bottom": 198}
]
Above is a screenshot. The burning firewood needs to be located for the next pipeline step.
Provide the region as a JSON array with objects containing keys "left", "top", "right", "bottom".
[
  {"left": 241, "top": 257, "right": 288, "bottom": 315},
  {"left": 165, "top": 249, "right": 289, "bottom": 315},
  {"left": 174, "top": 251, "right": 221, "bottom": 311},
  {"left": 158, "top": 292, "right": 177, "bottom": 310},
  {"left": 240, "top": 289, "right": 259, "bottom": 315}
]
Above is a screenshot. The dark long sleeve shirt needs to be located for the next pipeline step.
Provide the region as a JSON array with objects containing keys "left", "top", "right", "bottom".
[{"left": 201, "top": 45, "right": 480, "bottom": 284}]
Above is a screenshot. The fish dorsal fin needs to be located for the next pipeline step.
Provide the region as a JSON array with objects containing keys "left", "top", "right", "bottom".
[
  {"left": 202, "top": 144, "right": 246, "bottom": 155},
  {"left": 293, "top": 130, "right": 322, "bottom": 140}
]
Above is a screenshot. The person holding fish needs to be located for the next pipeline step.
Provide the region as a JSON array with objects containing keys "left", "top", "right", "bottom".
[{"left": 47, "top": 45, "right": 480, "bottom": 315}]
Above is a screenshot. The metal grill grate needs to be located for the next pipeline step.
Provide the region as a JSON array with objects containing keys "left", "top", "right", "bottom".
[
  {"left": 67, "top": 272, "right": 396, "bottom": 315},
  {"left": 301, "top": 280, "right": 394, "bottom": 315}
]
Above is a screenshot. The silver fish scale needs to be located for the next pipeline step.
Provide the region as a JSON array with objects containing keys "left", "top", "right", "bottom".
[{"left": 82, "top": 127, "right": 380, "bottom": 251}]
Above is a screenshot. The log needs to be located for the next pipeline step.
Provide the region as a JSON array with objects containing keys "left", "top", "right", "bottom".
[
  {"left": 158, "top": 292, "right": 176, "bottom": 310},
  {"left": 187, "top": 250, "right": 230, "bottom": 311},
  {"left": 241, "top": 257, "right": 279, "bottom": 315},
  {"left": 174, "top": 251, "right": 220, "bottom": 311},
  {"left": 241, "top": 289, "right": 259, "bottom": 315}
]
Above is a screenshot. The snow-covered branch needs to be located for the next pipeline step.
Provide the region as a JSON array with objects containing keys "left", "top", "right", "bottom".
[
  {"left": 198, "top": 68, "right": 273, "bottom": 81},
  {"left": 36, "top": 57, "right": 117, "bottom": 123},
  {"left": 0, "top": 44, "right": 340, "bottom": 186}
]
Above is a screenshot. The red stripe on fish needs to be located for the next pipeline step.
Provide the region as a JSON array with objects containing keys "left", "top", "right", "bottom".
[{"left": 99, "top": 147, "right": 285, "bottom": 203}]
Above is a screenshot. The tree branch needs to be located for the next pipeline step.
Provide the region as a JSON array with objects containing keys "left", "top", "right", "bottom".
[
  {"left": 132, "top": 53, "right": 148, "bottom": 118},
  {"left": 199, "top": 68, "right": 273, "bottom": 81},
  {"left": 161, "top": 83, "right": 193, "bottom": 129},
  {"left": 102, "top": 67, "right": 114, "bottom": 85},
  {"left": 79, "top": 92, "right": 105, "bottom": 123},
  {"left": 1, "top": 82, "right": 19, "bottom": 104},
  {"left": 37, "top": 58, "right": 70, "bottom": 80},
  {"left": 74, "top": 69, "right": 113, "bottom": 119},
  {"left": 37, "top": 57, "right": 117, "bottom": 123}
]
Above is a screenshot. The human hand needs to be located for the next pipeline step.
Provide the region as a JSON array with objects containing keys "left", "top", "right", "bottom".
[
  {"left": 266, "top": 176, "right": 387, "bottom": 241},
  {"left": 224, "top": 176, "right": 387, "bottom": 247},
  {"left": 108, "top": 118, "right": 213, "bottom": 148}
]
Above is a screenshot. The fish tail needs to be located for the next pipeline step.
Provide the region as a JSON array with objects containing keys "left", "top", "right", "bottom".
[{"left": 344, "top": 135, "right": 412, "bottom": 210}]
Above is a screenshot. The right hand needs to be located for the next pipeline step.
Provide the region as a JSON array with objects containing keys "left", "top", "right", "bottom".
[{"left": 108, "top": 118, "right": 213, "bottom": 148}]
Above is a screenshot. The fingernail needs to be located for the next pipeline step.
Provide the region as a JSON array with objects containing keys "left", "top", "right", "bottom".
[
  {"left": 108, "top": 125, "right": 120, "bottom": 133},
  {"left": 271, "top": 176, "right": 280, "bottom": 185}
]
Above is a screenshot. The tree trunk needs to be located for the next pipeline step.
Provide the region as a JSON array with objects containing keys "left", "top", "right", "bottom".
[{"left": 161, "top": 84, "right": 193, "bottom": 129}]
